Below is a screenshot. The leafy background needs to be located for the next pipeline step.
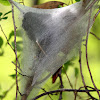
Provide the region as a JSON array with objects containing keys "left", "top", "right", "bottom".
[{"left": 0, "top": 0, "right": 100, "bottom": 100}]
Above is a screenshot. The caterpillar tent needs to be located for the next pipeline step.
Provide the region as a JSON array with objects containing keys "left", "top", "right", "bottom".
[{"left": 8, "top": 0, "right": 100, "bottom": 99}]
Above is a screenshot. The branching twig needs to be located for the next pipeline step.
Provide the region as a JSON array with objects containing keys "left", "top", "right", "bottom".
[
  {"left": 62, "top": 67, "right": 79, "bottom": 99},
  {"left": 85, "top": 7, "right": 100, "bottom": 98},
  {"left": 41, "top": 88, "right": 53, "bottom": 100},
  {"left": 79, "top": 51, "right": 97, "bottom": 99},
  {"left": 11, "top": 3, "right": 18, "bottom": 100},
  {"left": 32, "top": 88, "right": 100, "bottom": 100},
  {"left": 12, "top": 61, "right": 22, "bottom": 71}
]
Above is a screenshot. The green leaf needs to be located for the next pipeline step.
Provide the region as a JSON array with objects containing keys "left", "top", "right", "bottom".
[
  {"left": 9, "top": 74, "right": 16, "bottom": 79},
  {"left": 2, "top": 16, "right": 8, "bottom": 20},
  {"left": 0, "top": 12, "right": 3, "bottom": 17},
  {"left": 12, "top": 41, "right": 23, "bottom": 51},
  {"left": 75, "top": 0, "right": 81, "bottom": 2},
  {"left": 0, "top": 37, "right": 3, "bottom": 48},
  {"left": 0, "top": 49, "right": 4, "bottom": 56},
  {"left": 8, "top": 30, "right": 22, "bottom": 41},
  {"left": 3, "top": 10, "right": 12, "bottom": 16},
  {"left": 0, "top": 0, "right": 10, "bottom": 6},
  {"left": 0, "top": 95, "right": 3, "bottom": 99},
  {"left": 9, "top": 74, "right": 19, "bottom": 79},
  {"left": 75, "top": 68, "right": 79, "bottom": 78},
  {"left": 58, "top": 5, "right": 63, "bottom": 8},
  {"left": 62, "top": 59, "right": 74, "bottom": 73},
  {"left": 0, "top": 85, "right": 2, "bottom": 90},
  {"left": 8, "top": 31, "right": 14, "bottom": 41},
  {"left": 3, "top": 90, "right": 8, "bottom": 96}
]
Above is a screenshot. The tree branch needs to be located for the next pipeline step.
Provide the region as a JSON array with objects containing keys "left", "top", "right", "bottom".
[
  {"left": 32, "top": 88, "right": 100, "bottom": 100},
  {"left": 85, "top": 7, "right": 100, "bottom": 98}
]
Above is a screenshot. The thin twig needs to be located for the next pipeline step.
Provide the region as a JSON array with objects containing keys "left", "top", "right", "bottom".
[
  {"left": 12, "top": 61, "right": 22, "bottom": 71},
  {"left": 86, "top": 7, "right": 100, "bottom": 98},
  {"left": 0, "top": 24, "right": 14, "bottom": 52},
  {"left": 11, "top": 4, "right": 18, "bottom": 100},
  {"left": 0, "top": 79, "right": 21, "bottom": 99},
  {"left": 93, "top": 8, "right": 100, "bottom": 21},
  {"left": 41, "top": 88, "right": 53, "bottom": 100},
  {"left": 90, "top": 32, "right": 100, "bottom": 40},
  {"left": 32, "top": 88, "right": 100, "bottom": 100},
  {"left": 79, "top": 50, "right": 97, "bottom": 99},
  {"left": 86, "top": 0, "right": 98, "bottom": 11},
  {"left": 62, "top": 66, "right": 73, "bottom": 89},
  {"left": 58, "top": 69, "right": 63, "bottom": 100},
  {"left": 36, "top": 40, "right": 46, "bottom": 55},
  {"left": 14, "top": 69, "right": 32, "bottom": 78},
  {"left": 79, "top": 51, "right": 86, "bottom": 87},
  {"left": 62, "top": 67, "right": 78, "bottom": 99}
]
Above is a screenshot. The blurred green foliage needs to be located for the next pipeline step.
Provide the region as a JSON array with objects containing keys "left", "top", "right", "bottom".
[{"left": 0, "top": 0, "right": 10, "bottom": 6}]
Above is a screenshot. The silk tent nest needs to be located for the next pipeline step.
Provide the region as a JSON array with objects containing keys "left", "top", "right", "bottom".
[{"left": 8, "top": 0, "right": 100, "bottom": 99}]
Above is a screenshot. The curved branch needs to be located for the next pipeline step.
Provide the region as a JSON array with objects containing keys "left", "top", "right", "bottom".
[{"left": 32, "top": 88, "right": 99, "bottom": 100}]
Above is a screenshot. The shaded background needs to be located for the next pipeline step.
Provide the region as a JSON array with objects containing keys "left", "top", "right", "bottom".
[{"left": 0, "top": 0, "right": 100, "bottom": 99}]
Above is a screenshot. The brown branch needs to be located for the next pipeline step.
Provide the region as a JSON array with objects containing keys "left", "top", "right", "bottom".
[
  {"left": 11, "top": 3, "right": 18, "bottom": 100},
  {"left": 32, "top": 88, "right": 100, "bottom": 100},
  {"left": 79, "top": 51, "right": 86, "bottom": 87},
  {"left": 58, "top": 69, "right": 63, "bottom": 100},
  {"left": 85, "top": 8, "right": 100, "bottom": 98},
  {"left": 93, "top": 8, "right": 100, "bottom": 21},
  {"left": 79, "top": 50, "right": 97, "bottom": 99}
]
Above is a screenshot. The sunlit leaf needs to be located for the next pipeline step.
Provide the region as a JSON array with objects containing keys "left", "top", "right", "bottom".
[
  {"left": 3, "top": 10, "right": 12, "bottom": 16},
  {"left": 0, "top": 37, "right": 3, "bottom": 48},
  {"left": 0, "top": 0, "right": 10, "bottom": 6}
]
